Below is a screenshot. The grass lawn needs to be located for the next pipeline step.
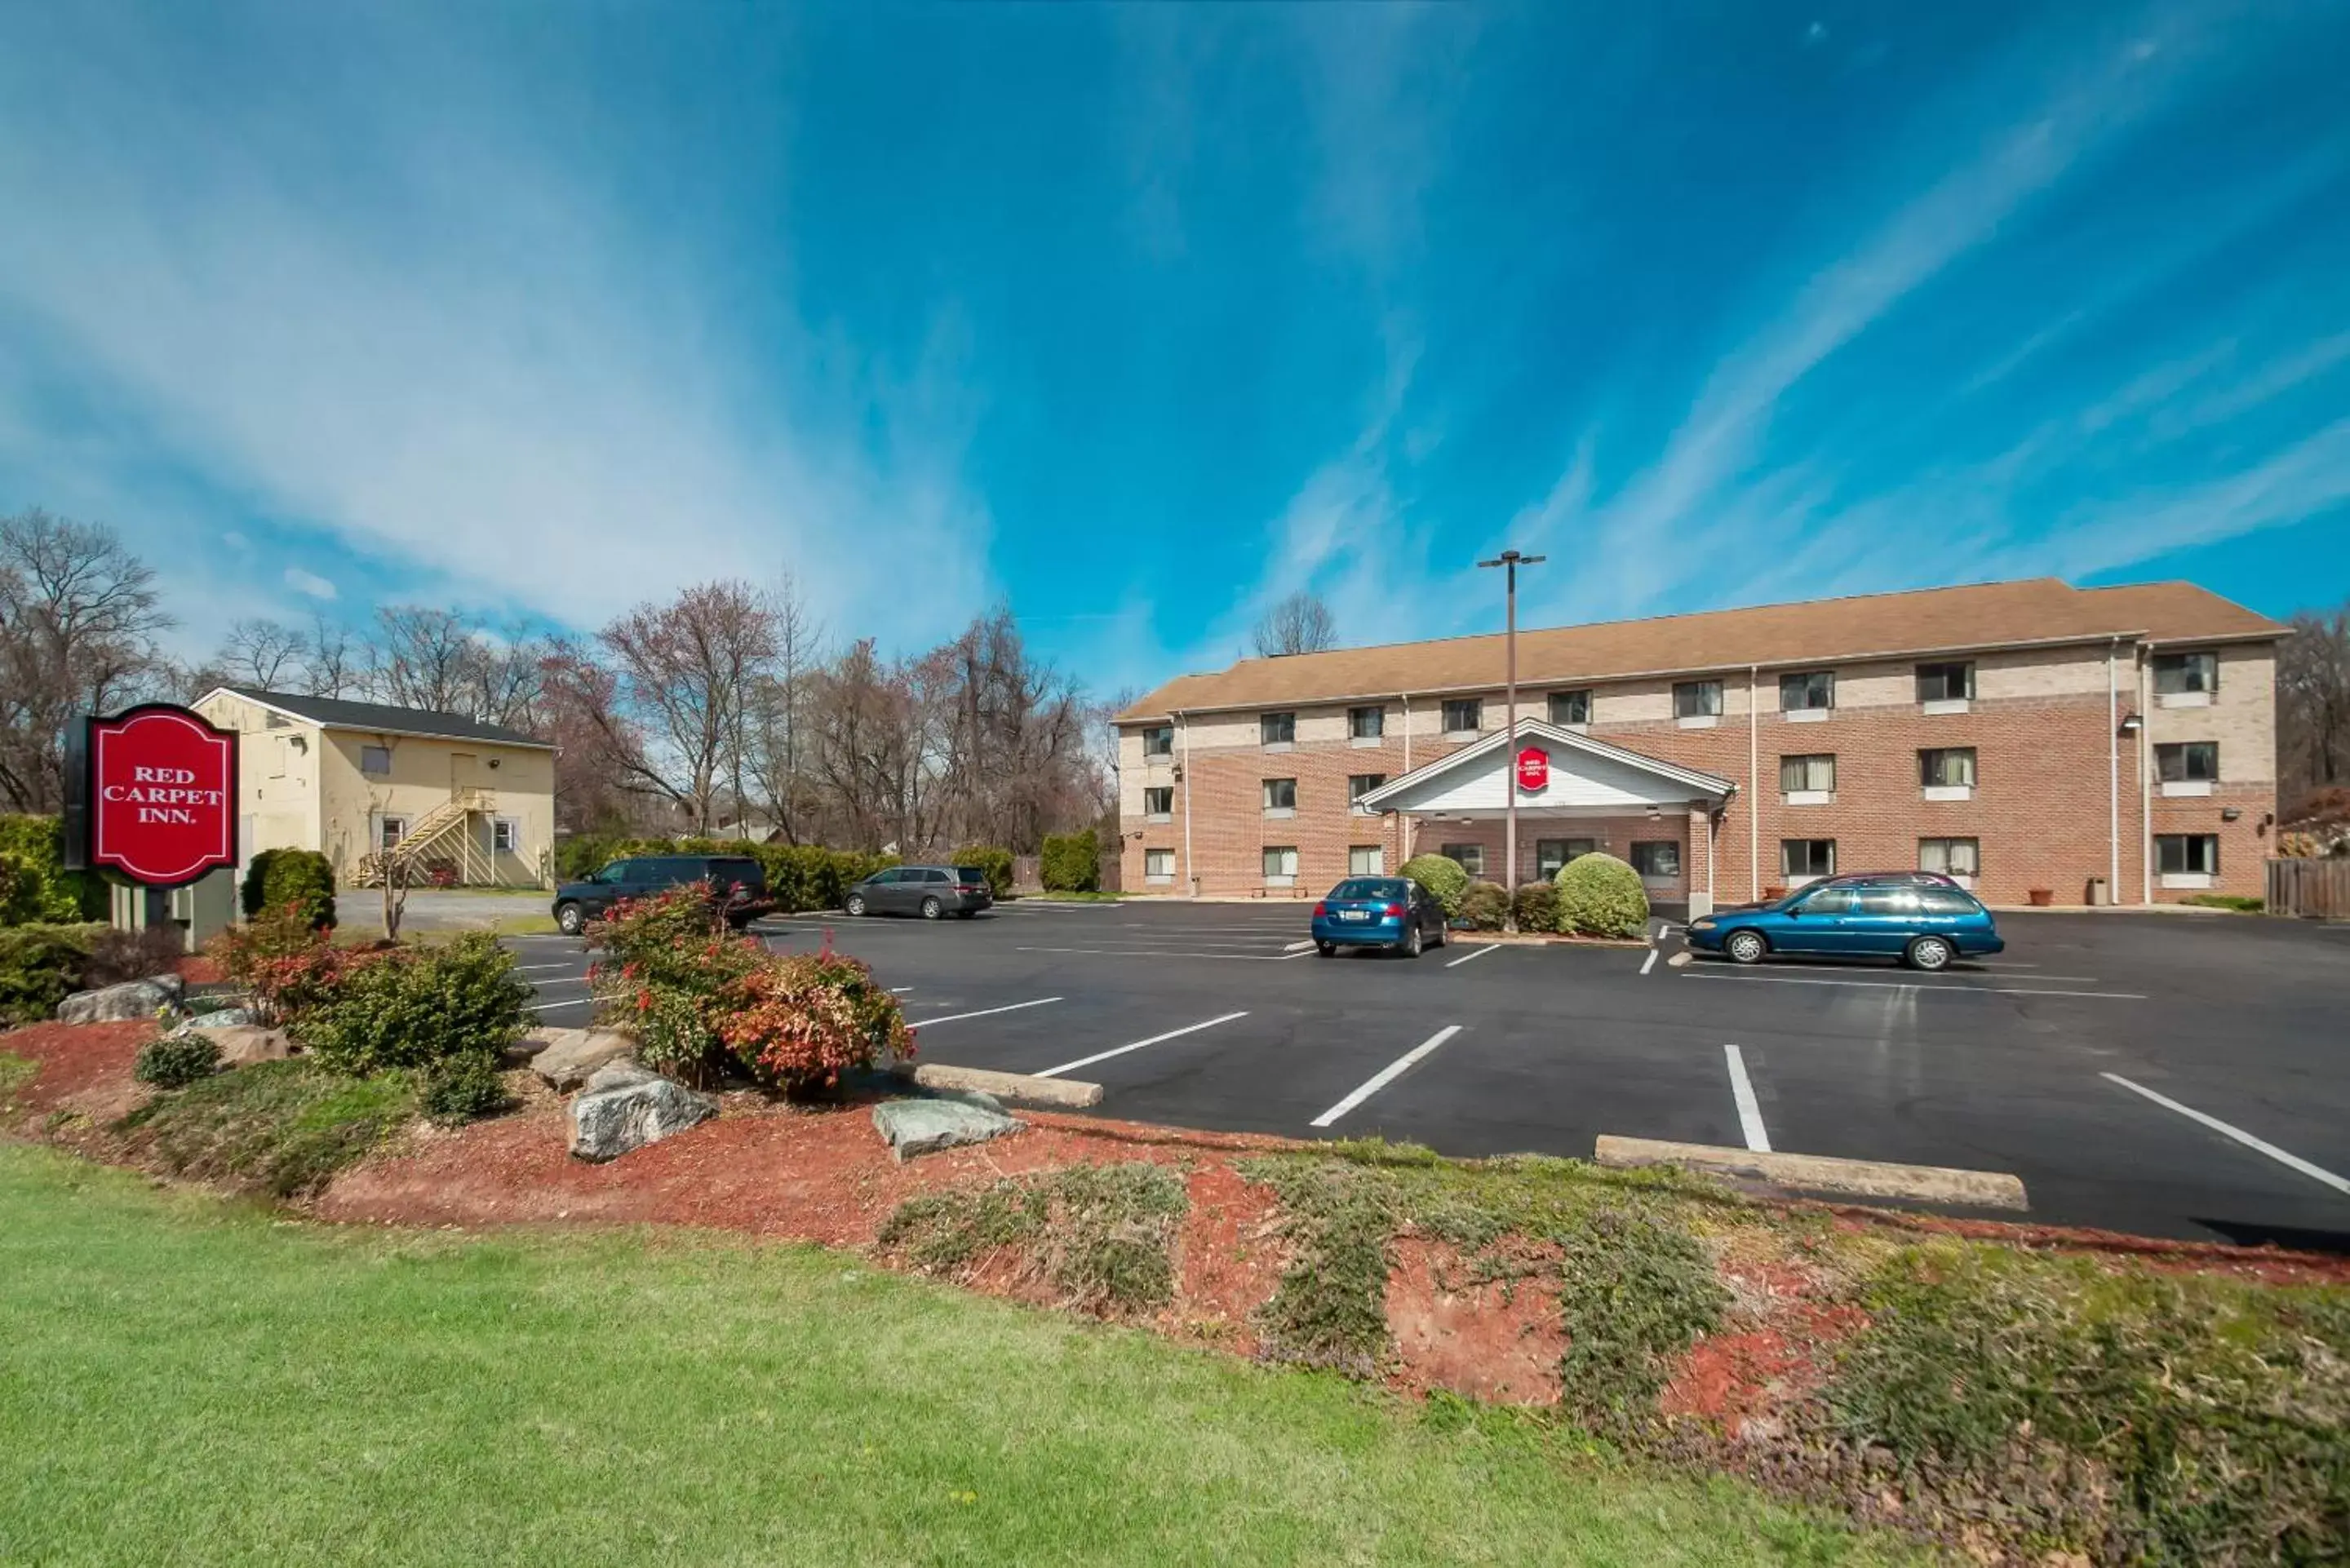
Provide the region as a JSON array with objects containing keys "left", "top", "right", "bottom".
[{"left": 0, "top": 1143, "right": 1915, "bottom": 1566}]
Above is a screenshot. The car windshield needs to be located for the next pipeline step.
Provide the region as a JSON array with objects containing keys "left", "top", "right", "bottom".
[{"left": 1330, "top": 878, "right": 1406, "bottom": 901}]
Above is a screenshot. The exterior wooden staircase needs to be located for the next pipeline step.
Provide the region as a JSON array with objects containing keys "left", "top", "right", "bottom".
[{"left": 352, "top": 786, "right": 495, "bottom": 887}]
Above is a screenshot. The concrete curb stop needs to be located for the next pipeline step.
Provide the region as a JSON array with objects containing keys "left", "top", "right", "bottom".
[
  {"left": 1594, "top": 1135, "right": 2029, "bottom": 1211},
  {"left": 890, "top": 1061, "right": 1105, "bottom": 1109}
]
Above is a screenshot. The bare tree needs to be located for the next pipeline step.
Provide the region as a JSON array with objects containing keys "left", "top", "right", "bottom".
[
  {"left": 212, "top": 618, "right": 309, "bottom": 689},
  {"left": 0, "top": 509, "right": 172, "bottom": 811},
  {"left": 807, "top": 638, "right": 944, "bottom": 851},
  {"left": 596, "top": 581, "right": 779, "bottom": 834},
  {"left": 301, "top": 613, "right": 361, "bottom": 698},
  {"left": 538, "top": 639, "right": 650, "bottom": 835},
  {"left": 1252, "top": 589, "right": 1337, "bottom": 658},
  {"left": 366, "top": 607, "right": 482, "bottom": 714},
  {"left": 746, "top": 570, "right": 822, "bottom": 843},
  {"left": 2281, "top": 600, "right": 2350, "bottom": 816}
]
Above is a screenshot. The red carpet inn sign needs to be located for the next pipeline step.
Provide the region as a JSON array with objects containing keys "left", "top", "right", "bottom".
[{"left": 85, "top": 706, "right": 240, "bottom": 887}]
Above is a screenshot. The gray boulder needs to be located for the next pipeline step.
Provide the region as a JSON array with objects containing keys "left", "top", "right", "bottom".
[
  {"left": 530, "top": 1029, "right": 637, "bottom": 1089},
  {"left": 567, "top": 1070, "right": 717, "bottom": 1163},
  {"left": 872, "top": 1096, "right": 1024, "bottom": 1163},
  {"left": 58, "top": 977, "right": 184, "bottom": 1025},
  {"left": 182, "top": 1007, "right": 261, "bottom": 1031},
  {"left": 206, "top": 1025, "right": 298, "bottom": 1067}
]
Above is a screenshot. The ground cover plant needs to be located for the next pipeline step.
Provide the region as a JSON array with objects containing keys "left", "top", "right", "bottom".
[
  {"left": 113, "top": 1060, "right": 418, "bottom": 1198},
  {"left": 0, "top": 1141, "right": 1918, "bottom": 1566},
  {"left": 880, "top": 1162, "right": 1189, "bottom": 1318}
]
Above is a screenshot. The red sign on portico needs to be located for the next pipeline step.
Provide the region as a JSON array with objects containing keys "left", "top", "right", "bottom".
[
  {"left": 87, "top": 706, "right": 238, "bottom": 887},
  {"left": 1515, "top": 746, "right": 1551, "bottom": 792}
]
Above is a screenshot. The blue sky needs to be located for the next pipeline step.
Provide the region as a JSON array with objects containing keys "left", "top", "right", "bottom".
[{"left": 2, "top": 2, "right": 2346, "bottom": 697}]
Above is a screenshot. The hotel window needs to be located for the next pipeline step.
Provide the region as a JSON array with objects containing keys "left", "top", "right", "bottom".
[
  {"left": 1536, "top": 838, "right": 1596, "bottom": 877},
  {"left": 1347, "top": 773, "right": 1386, "bottom": 812},
  {"left": 1144, "top": 848, "right": 1175, "bottom": 885},
  {"left": 361, "top": 744, "right": 392, "bottom": 777},
  {"left": 1348, "top": 705, "right": 1385, "bottom": 741},
  {"left": 1142, "top": 724, "right": 1175, "bottom": 758},
  {"left": 1781, "top": 839, "right": 1836, "bottom": 881},
  {"left": 1779, "top": 753, "right": 1835, "bottom": 799},
  {"left": 2153, "top": 652, "right": 2219, "bottom": 696},
  {"left": 1261, "top": 845, "right": 1299, "bottom": 886},
  {"left": 379, "top": 815, "right": 409, "bottom": 851},
  {"left": 1261, "top": 777, "right": 1297, "bottom": 817},
  {"left": 1916, "top": 662, "right": 1975, "bottom": 704},
  {"left": 2156, "top": 834, "right": 2219, "bottom": 881},
  {"left": 491, "top": 817, "right": 520, "bottom": 854},
  {"left": 1441, "top": 698, "right": 1482, "bottom": 735},
  {"left": 1779, "top": 670, "right": 1834, "bottom": 713},
  {"left": 2156, "top": 742, "right": 2218, "bottom": 784},
  {"left": 1629, "top": 841, "right": 1682, "bottom": 879},
  {"left": 1548, "top": 689, "right": 1591, "bottom": 726},
  {"left": 1674, "top": 680, "right": 1723, "bottom": 721},
  {"left": 1143, "top": 786, "right": 1173, "bottom": 821},
  {"left": 1348, "top": 844, "right": 1385, "bottom": 875},
  {"left": 1259, "top": 711, "right": 1296, "bottom": 747},
  {"left": 1439, "top": 843, "right": 1484, "bottom": 878},
  {"left": 1919, "top": 747, "right": 1977, "bottom": 792},
  {"left": 1919, "top": 837, "right": 1980, "bottom": 879}
]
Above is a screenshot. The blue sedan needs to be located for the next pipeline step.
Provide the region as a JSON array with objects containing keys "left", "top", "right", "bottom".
[
  {"left": 1687, "top": 877, "right": 2003, "bottom": 971},
  {"left": 1311, "top": 876, "right": 1449, "bottom": 958}
]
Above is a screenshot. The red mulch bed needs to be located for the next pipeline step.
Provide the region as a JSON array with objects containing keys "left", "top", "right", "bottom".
[{"left": 1, "top": 1021, "right": 156, "bottom": 1118}]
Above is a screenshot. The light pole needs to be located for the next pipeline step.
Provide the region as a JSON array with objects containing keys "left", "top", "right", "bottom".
[{"left": 1476, "top": 548, "right": 1544, "bottom": 928}]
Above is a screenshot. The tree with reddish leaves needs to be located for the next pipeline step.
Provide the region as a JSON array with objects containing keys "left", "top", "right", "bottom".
[{"left": 596, "top": 581, "right": 780, "bottom": 835}]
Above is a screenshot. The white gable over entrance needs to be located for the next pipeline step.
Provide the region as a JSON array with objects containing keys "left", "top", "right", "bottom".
[{"left": 1359, "top": 719, "right": 1736, "bottom": 818}]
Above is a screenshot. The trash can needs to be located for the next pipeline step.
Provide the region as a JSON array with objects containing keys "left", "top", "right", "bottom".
[{"left": 2086, "top": 876, "right": 2109, "bottom": 907}]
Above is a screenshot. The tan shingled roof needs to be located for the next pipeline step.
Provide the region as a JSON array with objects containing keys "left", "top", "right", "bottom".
[{"left": 1117, "top": 578, "right": 2284, "bottom": 722}]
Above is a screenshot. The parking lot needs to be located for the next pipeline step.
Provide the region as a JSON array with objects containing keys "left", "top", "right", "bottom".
[{"left": 508, "top": 900, "right": 2350, "bottom": 1247}]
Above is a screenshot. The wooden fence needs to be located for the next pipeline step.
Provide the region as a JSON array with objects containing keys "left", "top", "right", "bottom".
[{"left": 2266, "top": 857, "right": 2350, "bottom": 919}]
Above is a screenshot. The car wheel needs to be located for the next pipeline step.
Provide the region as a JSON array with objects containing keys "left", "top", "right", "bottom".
[
  {"left": 1315, "top": 941, "right": 1336, "bottom": 957},
  {"left": 920, "top": 896, "right": 944, "bottom": 920},
  {"left": 1905, "top": 935, "right": 1953, "bottom": 972},
  {"left": 1430, "top": 918, "right": 1446, "bottom": 948},
  {"left": 1725, "top": 928, "right": 1767, "bottom": 965},
  {"left": 556, "top": 901, "right": 584, "bottom": 937},
  {"left": 845, "top": 893, "right": 867, "bottom": 917},
  {"left": 1402, "top": 924, "right": 1424, "bottom": 958}
]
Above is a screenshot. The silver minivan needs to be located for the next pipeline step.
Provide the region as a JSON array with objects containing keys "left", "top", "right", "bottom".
[{"left": 843, "top": 865, "right": 995, "bottom": 919}]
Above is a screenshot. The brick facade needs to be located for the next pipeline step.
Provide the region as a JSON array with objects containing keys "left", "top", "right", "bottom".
[{"left": 1117, "top": 600, "right": 2280, "bottom": 907}]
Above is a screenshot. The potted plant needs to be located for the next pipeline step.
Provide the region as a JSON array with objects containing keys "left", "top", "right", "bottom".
[{"left": 2028, "top": 887, "right": 2055, "bottom": 907}]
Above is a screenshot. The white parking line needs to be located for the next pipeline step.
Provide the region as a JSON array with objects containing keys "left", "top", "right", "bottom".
[
  {"left": 1035, "top": 1012, "right": 1251, "bottom": 1079},
  {"left": 1678, "top": 972, "right": 2144, "bottom": 1000},
  {"left": 1443, "top": 943, "right": 1499, "bottom": 969},
  {"left": 526, "top": 996, "right": 591, "bottom": 1013},
  {"left": 1638, "top": 950, "right": 1659, "bottom": 977},
  {"left": 1724, "top": 1044, "right": 1770, "bottom": 1152},
  {"left": 889, "top": 986, "right": 915, "bottom": 994},
  {"left": 515, "top": 962, "right": 579, "bottom": 973},
  {"left": 1282, "top": 939, "right": 1315, "bottom": 952},
  {"left": 1015, "top": 945, "right": 1310, "bottom": 962},
  {"left": 2101, "top": 1074, "right": 2350, "bottom": 1196},
  {"left": 911, "top": 997, "right": 1063, "bottom": 1029},
  {"left": 1310, "top": 1025, "right": 1463, "bottom": 1128},
  {"left": 529, "top": 976, "right": 589, "bottom": 989}
]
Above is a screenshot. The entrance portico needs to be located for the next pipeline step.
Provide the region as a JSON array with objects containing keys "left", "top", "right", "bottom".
[{"left": 1357, "top": 719, "right": 1738, "bottom": 917}]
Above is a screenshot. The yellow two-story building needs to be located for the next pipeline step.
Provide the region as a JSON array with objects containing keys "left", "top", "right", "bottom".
[{"left": 193, "top": 687, "right": 557, "bottom": 889}]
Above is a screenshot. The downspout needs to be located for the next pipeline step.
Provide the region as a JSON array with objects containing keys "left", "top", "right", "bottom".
[
  {"left": 1401, "top": 693, "right": 1414, "bottom": 862},
  {"left": 1747, "top": 665, "right": 1761, "bottom": 901},
  {"left": 2139, "top": 649, "right": 2153, "bottom": 905},
  {"left": 1179, "top": 712, "right": 1195, "bottom": 899},
  {"left": 2108, "top": 638, "right": 2120, "bottom": 906}
]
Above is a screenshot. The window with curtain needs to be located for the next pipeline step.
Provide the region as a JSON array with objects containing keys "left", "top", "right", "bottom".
[{"left": 1780, "top": 754, "right": 1835, "bottom": 793}]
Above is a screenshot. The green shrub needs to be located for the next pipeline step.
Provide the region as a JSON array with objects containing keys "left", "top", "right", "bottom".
[
  {"left": 951, "top": 845, "right": 1015, "bottom": 899},
  {"left": 244, "top": 848, "right": 335, "bottom": 930},
  {"left": 1397, "top": 854, "right": 1470, "bottom": 917},
  {"left": 1554, "top": 852, "right": 1648, "bottom": 937},
  {"left": 1511, "top": 879, "right": 1559, "bottom": 933},
  {"left": 1040, "top": 830, "right": 1100, "bottom": 893},
  {"left": 558, "top": 836, "right": 898, "bottom": 914},
  {"left": 555, "top": 833, "right": 627, "bottom": 882},
  {"left": 1457, "top": 879, "right": 1510, "bottom": 931},
  {"left": 299, "top": 934, "right": 531, "bottom": 1077},
  {"left": 238, "top": 849, "right": 281, "bottom": 919},
  {"left": 0, "top": 816, "right": 103, "bottom": 924},
  {"left": 134, "top": 1035, "right": 220, "bottom": 1089},
  {"left": 589, "top": 884, "right": 757, "bottom": 1082},
  {"left": 0, "top": 924, "right": 104, "bottom": 1025},
  {"left": 114, "top": 1059, "right": 415, "bottom": 1197},
  {"left": 420, "top": 1053, "right": 510, "bottom": 1127},
  {"left": 2181, "top": 893, "right": 2264, "bottom": 913}
]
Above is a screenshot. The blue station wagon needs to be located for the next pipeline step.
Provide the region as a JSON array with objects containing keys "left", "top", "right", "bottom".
[{"left": 1687, "top": 876, "right": 2002, "bottom": 971}]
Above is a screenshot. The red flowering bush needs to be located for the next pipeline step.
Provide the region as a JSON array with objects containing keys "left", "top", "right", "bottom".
[
  {"left": 211, "top": 901, "right": 369, "bottom": 1025},
  {"left": 587, "top": 884, "right": 911, "bottom": 1092}
]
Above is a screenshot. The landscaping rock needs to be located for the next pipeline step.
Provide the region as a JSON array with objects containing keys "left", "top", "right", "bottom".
[
  {"left": 58, "top": 977, "right": 184, "bottom": 1025},
  {"left": 872, "top": 1096, "right": 1023, "bottom": 1163},
  {"left": 206, "top": 1025, "right": 298, "bottom": 1068},
  {"left": 567, "top": 1070, "right": 717, "bottom": 1163},
  {"left": 183, "top": 1007, "right": 261, "bottom": 1031},
  {"left": 530, "top": 1029, "right": 636, "bottom": 1089}
]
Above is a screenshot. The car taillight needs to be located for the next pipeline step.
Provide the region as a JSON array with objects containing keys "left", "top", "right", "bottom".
[
  {"left": 1313, "top": 901, "right": 1328, "bottom": 918},
  {"left": 1382, "top": 902, "right": 1404, "bottom": 917},
  {"left": 956, "top": 883, "right": 985, "bottom": 893}
]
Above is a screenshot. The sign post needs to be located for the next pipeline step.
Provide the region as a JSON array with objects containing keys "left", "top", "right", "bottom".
[{"left": 73, "top": 705, "right": 240, "bottom": 949}]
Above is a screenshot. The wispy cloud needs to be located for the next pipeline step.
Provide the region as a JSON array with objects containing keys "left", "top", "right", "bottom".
[{"left": 282, "top": 566, "right": 337, "bottom": 600}]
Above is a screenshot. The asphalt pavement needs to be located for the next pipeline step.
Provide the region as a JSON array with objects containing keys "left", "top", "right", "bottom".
[{"left": 505, "top": 899, "right": 2350, "bottom": 1248}]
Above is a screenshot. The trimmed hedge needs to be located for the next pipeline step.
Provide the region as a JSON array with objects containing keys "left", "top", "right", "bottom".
[
  {"left": 1554, "top": 852, "right": 1649, "bottom": 938},
  {"left": 0, "top": 816, "right": 104, "bottom": 926},
  {"left": 1397, "top": 854, "right": 1470, "bottom": 918},
  {"left": 135, "top": 1035, "right": 220, "bottom": 1089},
  {"left": 298, "top": 933, "right": 531, "bottom": 1078},
  {"left": 0, "top": 924, "right": 106, "bottom": 1025},
  {"left": 1457, "top": 880, "right": 1510, "bottom": 931},
  {"left": 1040, "top": 830, "right": 1100, "bottom": 893},
  {"left": 951, "top": 845, "right": 1015, "bottom": 899},
  {"left": 242, "top": 848, "right": 336, "bottom": 930},
  {"left": 1511, "top": 879, "right": 1559, "bottom": 934},
  {"left": 556, "top": 836, "right": 897, "bottom": 913}
]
